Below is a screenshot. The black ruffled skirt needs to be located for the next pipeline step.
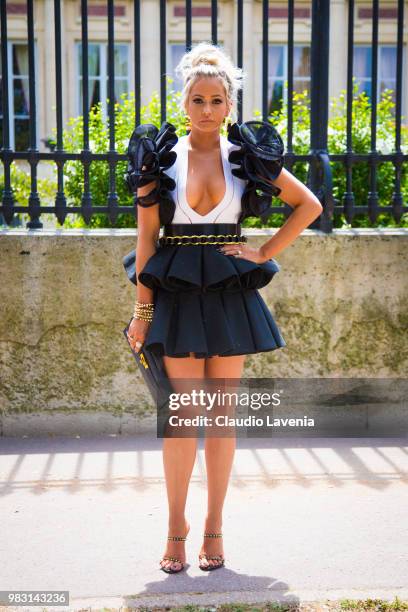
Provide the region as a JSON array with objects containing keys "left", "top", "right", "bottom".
[{"left": 123, "top": 223, "right": 286, "bottom": 358}]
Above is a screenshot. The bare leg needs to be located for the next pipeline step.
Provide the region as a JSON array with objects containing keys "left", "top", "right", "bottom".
[
  {"left": 159, "top": 352, "right": 205, "bottom": 572},
  {"left": 200, "top": 354, "right": 246, "bottom": 568}
]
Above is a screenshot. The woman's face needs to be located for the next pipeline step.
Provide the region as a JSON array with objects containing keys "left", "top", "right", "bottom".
[{"left": 185, "top": 76, "right": 231, "bottom": 133}]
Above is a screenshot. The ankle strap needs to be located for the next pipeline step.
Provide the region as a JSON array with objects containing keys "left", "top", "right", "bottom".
[
  {"left": 167, "top": 535, "right": 187, "bottom": 541},
  {"left": 203, "top": 532, "right": 222, "bottom": 538}
]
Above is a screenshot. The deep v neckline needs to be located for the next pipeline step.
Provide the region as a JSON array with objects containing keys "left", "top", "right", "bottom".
[{"left": 178, "top": 135, "right": 233, "bottom": 221}]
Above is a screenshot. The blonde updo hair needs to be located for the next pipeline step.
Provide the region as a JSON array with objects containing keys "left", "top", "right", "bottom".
[{"left": 175, "top": 42, "right": 246, "bottom": 124}]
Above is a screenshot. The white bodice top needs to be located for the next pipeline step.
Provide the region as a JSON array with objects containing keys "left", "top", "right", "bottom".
[{"left": 165, "top": 134, "right": 247, "bottom": 224}]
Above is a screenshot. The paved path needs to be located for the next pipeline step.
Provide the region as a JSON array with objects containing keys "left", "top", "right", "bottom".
[{"left": 0, "top": 434, "right": 407, "bottom": 609}]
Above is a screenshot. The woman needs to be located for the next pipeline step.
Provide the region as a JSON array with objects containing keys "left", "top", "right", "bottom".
[{"left": 124, "top": 42, "right": 322, "bottom": 573}]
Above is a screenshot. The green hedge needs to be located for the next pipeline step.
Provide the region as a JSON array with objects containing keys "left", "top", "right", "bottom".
[{"left": 2, "top": 77, "right": 407, "bottom": 229}]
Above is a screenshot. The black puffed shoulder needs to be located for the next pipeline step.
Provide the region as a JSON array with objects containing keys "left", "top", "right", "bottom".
[
  {"left": 227, "top": 120, "right": 285, "bottom": 223},
  {"left": 124, "top": 120, "right": 178, "bottom": 225}
]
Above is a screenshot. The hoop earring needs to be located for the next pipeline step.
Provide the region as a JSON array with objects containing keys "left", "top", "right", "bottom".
[{"left": 185, "top": 115, "right": 192, "bottom": 131}]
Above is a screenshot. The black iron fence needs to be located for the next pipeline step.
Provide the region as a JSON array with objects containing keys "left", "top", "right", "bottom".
[{"left": 0, "top": 0, "right": 407, "bottom": 232}]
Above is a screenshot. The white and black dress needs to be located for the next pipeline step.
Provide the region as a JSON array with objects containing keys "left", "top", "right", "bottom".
[{"left": 123, "top": 120, "right": 287, "bottom": 358}]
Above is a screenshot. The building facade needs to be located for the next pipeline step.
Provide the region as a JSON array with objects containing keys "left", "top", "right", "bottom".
[{"left": 1, "top": 0, "right": 407, "bottom": 152}]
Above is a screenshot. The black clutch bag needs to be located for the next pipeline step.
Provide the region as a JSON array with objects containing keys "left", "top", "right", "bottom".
[{"left": 123, "top": 318, "right": 173, "bottom": 412}]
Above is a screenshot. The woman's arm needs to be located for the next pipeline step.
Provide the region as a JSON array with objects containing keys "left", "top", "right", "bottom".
[
  {"left": 135, "top": 178, "right": 161, "bottom": 304},
  {"left": 258, "top": 168, "right": 323, "bottom": 260}
]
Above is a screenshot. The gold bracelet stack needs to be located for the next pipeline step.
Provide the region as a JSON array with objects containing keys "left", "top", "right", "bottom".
[{"left": 133, "top": 301, "right": 155, "bottom": 322}]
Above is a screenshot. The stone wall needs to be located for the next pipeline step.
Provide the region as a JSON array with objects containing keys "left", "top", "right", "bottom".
[{"left": 0, "top": 228, "right": 407, "bottom": 423}]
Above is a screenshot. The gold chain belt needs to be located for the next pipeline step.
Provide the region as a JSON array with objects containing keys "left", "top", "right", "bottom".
[{"left": 158, "top": 234, "right": 248, "bottom": 247}]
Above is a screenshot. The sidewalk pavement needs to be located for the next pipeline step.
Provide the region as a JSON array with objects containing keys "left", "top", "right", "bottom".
[{"left": 0, "top": 433, "right": 407, "bottom": 610}]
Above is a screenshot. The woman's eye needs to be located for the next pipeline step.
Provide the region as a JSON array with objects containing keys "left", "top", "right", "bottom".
[{"left": 193, "top": 99, "right": 223, "bottom": 104}]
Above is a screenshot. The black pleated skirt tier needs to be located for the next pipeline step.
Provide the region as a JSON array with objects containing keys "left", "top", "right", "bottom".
[{"left": 123, "top": 223, "right": 286, "bottom": 358}]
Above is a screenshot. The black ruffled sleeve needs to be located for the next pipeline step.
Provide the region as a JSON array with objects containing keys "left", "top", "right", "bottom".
[
  {"left": 227, "top": 120, "right": 285, "bottom": 223},
  {"left": 124, "top": 120, "right": 178, "bottom": 225}
]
